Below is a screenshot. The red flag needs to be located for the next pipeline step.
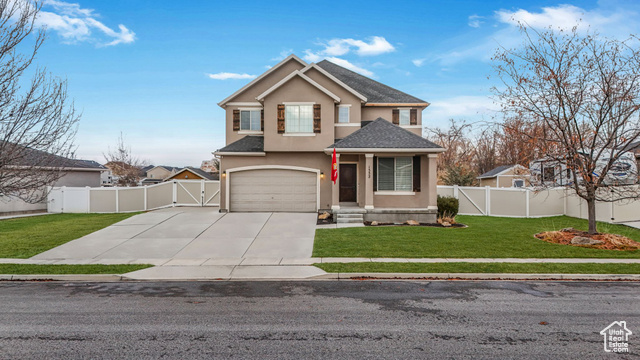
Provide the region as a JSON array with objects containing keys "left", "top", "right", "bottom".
[{"left": 331, "top": 148, "right": 338, "bottom": 184}]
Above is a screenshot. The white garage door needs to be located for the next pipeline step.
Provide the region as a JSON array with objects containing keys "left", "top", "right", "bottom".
[{"left": 229, "top": 169, "right": 318, "bottom": 212}]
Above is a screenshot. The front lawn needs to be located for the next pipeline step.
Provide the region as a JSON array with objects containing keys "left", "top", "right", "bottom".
[
  {"left": 0, "top": 264, "right": 152, "bottom": 275},
  {"left": 315, "top": 262, "right": 640, "bottom": 274},
  {"left": 313, "top": 216, "right": 640, "bottom": 258},
  {"left": 0, "top": 213, "right": 139, "bottom": 258}
]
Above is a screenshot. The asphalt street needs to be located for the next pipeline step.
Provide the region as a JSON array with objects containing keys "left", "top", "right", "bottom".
[{"left": 0, "top": 280, "right": 638, "bottom": 359}]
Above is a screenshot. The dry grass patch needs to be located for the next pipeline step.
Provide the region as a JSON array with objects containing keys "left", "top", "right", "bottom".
[{"left": 535, "top": 228, "right": 640, "bottom": 251}]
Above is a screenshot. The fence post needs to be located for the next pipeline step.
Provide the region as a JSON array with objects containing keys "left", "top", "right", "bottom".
[
  {"left": 144, "top": 186, "right": 148, "bottom": 211},
  {"left": 201, "top": 180, "right": 205, "bottom": 206},
  {"left": 86, "top": 186, "right": 91, "bottom": 213},
  {"left": 172, "top": 181, "right": 177, "bottom": 207},
  {"left": 485, "top": 186, "right": 491, "bottom": 216},
  {"left": 525, "top": 188, "right": 530, "bottom": 218},
  {"left": 453, "top": 185, "right": 459, "bottom": 199},
  {"left": 115, "top": 187, "right": 119, "bottom": 213},
  {"left": 61, "top": 186, "right": 66, "bottom": 213}
]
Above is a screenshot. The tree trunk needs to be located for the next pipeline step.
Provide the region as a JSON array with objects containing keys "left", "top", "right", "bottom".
[{"left": 586, "top": 198, "right": 597, "bottom": 234}]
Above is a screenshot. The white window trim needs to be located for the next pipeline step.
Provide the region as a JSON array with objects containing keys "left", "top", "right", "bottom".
[
  {"left": 238, "top": 130, "right": 263, "bottom": 135},
  {"left": 512, "top": 178, "right": 526, "bottom": 188},
  {"left": 398, "top": 108, "right": 411, "bottom": 126},
  {"left": 400, "top": 125, "right": 422, "bottom": 129},
  {"left": 238, "top": 108, "right": 262, "bottom": 132},
  {"left": 284, "top": 103, "right": 315, "bottom": 135},
  {"left": 374, "top": 191, "right": 416, "bottom": 196},
  {"left": 334, "top": 123, "right": 360, "bottom": 127},
  {"left": 338, "top": 105, "right": 350, "bottom": 123},
  {"left": 376, "top": 156, "right": 413, "bottom": 192}
]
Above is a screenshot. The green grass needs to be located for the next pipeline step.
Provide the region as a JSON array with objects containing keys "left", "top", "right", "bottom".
[
  {"left": 0, "top": 264, "right": 152, "bottom": 275},
  {"left": 0, "top": 213, "right": 139, "bottom": 258},
  {"left": 313, "top": 215, "right": 640, "bottom": 258},
  {"left": 315, "top": 262, "right": 640, "bottom": 274}
]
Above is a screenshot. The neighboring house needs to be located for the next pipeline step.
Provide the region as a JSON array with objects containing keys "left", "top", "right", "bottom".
[
  {"left": 200, "top": 159, "right": 219, "bottom": 173},
  {"left": 146, "top": 165, "right": 181, "bottom": 180},
  {"left": 166, "top": 167, "right": 219, "bottom": 181},
  {"left": 0, "top": 151, "right": 105, "bottom": 215},
  {"left": 619, "top": 140, "right": 640, "bottom": 177},
  {"left": 101, "top": 168, "right": 114, "bottom": 186},
  {"left": 214, "top": 54, "right": 444, "bottom": 222},
  {"left": 477, "top": 165, "right": 530, "bottom": 188}
]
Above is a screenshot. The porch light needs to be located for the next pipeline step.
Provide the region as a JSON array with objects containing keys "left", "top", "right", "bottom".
[
  {"left": 222, "top": 171, "right": 226, "bottom": 177},
  {"left": 320, "top": 172, "right": 325, "bottom": 179}
]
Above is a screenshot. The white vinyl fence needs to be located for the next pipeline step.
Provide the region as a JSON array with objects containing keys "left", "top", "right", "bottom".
[
  {"left": 437, "top": 185, "right": 640, "bottom": 224},
  {"left": 48, "top": 180, "right": 220, "bottom": 213}
]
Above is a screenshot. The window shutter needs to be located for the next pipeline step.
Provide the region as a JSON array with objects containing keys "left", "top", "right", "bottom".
[
  {"left": 313, "top": 104, "right": 321, "bottom": 133},
  {"left": 233, "top": 110, "right": 240, "bottom": 131},
  {"left": 261, "top": 109, "right": 264, "bottom": 131},
  {"left": 410, "top": 109, "right": 417, "bottom": 125},
  {"left": 413, "top": 156, "right": 421, "bottom": 192},
  {"left": 277, "top": 104, "right": 285, "bottom": 134},
  {"left": 392, "top": 109, "right": 399, "bottom": 125},
  {"left": 373, "top": 156, "right": 378, "bottom": 191}
]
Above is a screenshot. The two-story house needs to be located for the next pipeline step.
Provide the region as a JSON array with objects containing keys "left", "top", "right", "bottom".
[{"left": 214, "top": 55, "right": 444, "bottom": 223}]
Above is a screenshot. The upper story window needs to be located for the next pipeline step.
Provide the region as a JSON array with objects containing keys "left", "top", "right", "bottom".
[
  {"left": 240, "top": 109, "right": 261, "bottom": 131},
  {"left": 338, "top": 105, "right": 350, "bottom": 123},
  {"left": 285, "top": 104, "right": 313, "bottom": 133},
  {"left": 399, "top": 109, "right": 410, "bottom": 126},
  {"left": 378, "top": 157, "right": 413, "bottom": 191}
]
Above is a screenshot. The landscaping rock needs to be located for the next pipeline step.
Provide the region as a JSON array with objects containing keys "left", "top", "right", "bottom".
[
  {"left": 571, "top": 236, "right": 605, "bottom": 245},
  {"left": 560, "top": 227, "right": 575, "bottom": 232},
  {"left": 318, "top": 211, "right": 331, "bottom": 220},
  {"left": 441, "top": 221, "right": 452, "bottom": 227},
  {"left": 371, "top": 221, "right": 379, "bottom": 226},
  {"left": 406, "top": 220, "right": 420, "bottom": 226}
]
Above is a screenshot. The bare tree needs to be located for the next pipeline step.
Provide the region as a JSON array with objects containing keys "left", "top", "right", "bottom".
[
  {"left": 0, "top": 0, "right": 79, "bottom": 202},
  {"left": 103, "top": 133, "right": 146, "bottom": 187},
  {"left": 493, "top": 24, "right": 640, "bottom": 234}
]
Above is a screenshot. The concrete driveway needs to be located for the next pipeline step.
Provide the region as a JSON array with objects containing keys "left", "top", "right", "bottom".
[{"left": 32, "top": 207, "right": 317, "bottom": 262}]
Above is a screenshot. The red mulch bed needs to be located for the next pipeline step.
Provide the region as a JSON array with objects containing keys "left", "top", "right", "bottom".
[{"left": 535, "top": 228, "right": 640, "bottom": 251}]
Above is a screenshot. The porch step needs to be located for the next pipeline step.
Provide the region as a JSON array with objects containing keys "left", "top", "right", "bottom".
[{"left": 336, "top": 213, "right": 364, "bottom": 224}]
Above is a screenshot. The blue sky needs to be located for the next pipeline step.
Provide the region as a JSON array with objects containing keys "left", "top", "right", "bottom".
[{"left": 28, "top": 0, "right": 640, "bottom": 166}]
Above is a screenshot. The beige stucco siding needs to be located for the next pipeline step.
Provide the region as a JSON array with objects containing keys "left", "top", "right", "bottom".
[
  {"left": 373, "top": 155, "right": 433, "bottom": 208},
  {"left": 262, "top": 76, "right": 336, "bottom": 152},
  {"left": 55, "top": 170, "right": 102, "bottom": 187},
  {"left": 479, "top": 178, "right": 497, "bottom": 187},
  {"left": 361, "top": 106, "right": 424, "bottom": 136},
  {"left": 479, "top": 168, "right": 531, "bottom": 188},
  {"left": 303, "top": 67, "right": 363, "bottom": 123},
  {"left": 219, "top": 152, "right": 332, "bottom": 210}
]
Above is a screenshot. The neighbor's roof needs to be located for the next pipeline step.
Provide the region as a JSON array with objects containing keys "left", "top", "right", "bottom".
[
  {"left": 316, "top": 60, "right": 428, "bottom": 104},
  {"left": 477, "top": 165, "right": 518, "bottom": 179},
  {"left": 170, "top": 167, "right": 217, "bottom": 180},
  {"left": 216, "top": 136, "right": 264, "bottom": 153},
  {"left": 6, "top": 143, "right": 105, "bottom": 170},
  {"left": 619, "top": 140, "right": 640, "bottom": 152},
  {"left": 327, "top": 118, "right": 442, "bottom": 151}
]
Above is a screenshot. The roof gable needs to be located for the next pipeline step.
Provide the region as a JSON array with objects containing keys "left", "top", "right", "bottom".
[
  {"left": 256, "top": 70, "right": 341, "bottom": 102},
  {"left": 170, "top": 167, "right": 216, "bottom": 180},
  {"left": 327, "top": 118, "right": 443, "bottom": 151},
  {"left": 300, "top": 63, "right": 367, "bottom": 102},
  {"left": 218, "top": 54, "right": 307, "bottom": 107},
  {"left": 316, "top": 60, "right": 428, "bottom": 104}
]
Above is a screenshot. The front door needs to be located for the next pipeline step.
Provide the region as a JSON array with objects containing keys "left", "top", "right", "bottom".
[{"left": 339, "top": 164, "right": 357, "bottom": 202}]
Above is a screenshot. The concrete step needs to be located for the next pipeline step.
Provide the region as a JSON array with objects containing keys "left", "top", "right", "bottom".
[
  {"left": 337, "top": 218, "right": 363, "bottom": 224},
  {"left": 336, "top": 213, "right": 363, "bottom": 219}
]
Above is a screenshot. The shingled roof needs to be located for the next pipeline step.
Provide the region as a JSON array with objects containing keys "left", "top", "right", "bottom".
[
  {"left": 216, "top": 136, "right": 264, "bottom": 153},
  {"left": 328, "top": 118, "right": 442, "bottom": 151},
  {"left": 4, "top": 142, "right": 105, "bottom": 170},
  {"left": 316, "top": 60, "right": 427, "bottom": 104}
]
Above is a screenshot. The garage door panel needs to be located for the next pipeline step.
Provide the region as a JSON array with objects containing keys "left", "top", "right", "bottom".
[{"left": 229, "top": 169, "right": 317, "bottom": 212}]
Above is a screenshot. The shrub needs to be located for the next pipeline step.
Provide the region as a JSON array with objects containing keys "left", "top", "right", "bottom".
[{"left": 437, "top": 195, "right": 459, "bottom": 218}]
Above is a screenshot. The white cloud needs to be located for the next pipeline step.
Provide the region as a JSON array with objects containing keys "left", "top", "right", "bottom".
[
  {"left": 426, "top": 95, "right": 499, "bottom": 123},
  {"left": 303, "top": 49, "right": 322, "bottom": 62},
  {"left": 206, "top": 72, "right": 257, "bottom": 80},
  {"left": 271, "top": 49, "right": 293, "bottom": 61},
  {"left": 412, "top": 59, "right": 425, "bottom": 67},
  {"left": 35, "top": 0, "right": 135, "bottom": 46},
  {"left": 318, "top": 36, "right": 395, "bottom": 57},
  {"left": 468, "top": 14, "right": 484, "bottom": 28},
  {"left": 324, "top": 57, "right": 374, "bottom": 77}
]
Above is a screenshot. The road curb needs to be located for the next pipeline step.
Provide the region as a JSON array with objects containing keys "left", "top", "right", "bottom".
[
  {"left": 0, "top": 274, "right": 124, "bottom": 281},
  {"left": 311, "top": 272, "right": 640, "bottom": 281}
]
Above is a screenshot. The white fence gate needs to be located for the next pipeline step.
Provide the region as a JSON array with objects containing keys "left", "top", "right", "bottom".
[{"left": 48, "top": 180, "right": 220, "bottom": 213}]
